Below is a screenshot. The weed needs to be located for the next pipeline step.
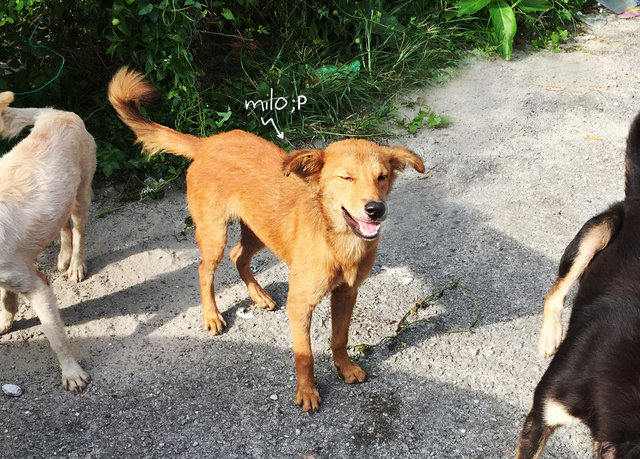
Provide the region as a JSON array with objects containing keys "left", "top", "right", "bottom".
[{"left": 345, "top": 281, "right": 480, "bottom": 359}]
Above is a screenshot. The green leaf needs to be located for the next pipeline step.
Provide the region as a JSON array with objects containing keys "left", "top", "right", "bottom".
[
  {"left": 517, "top": 0, "right": 551, "bottom": 12},
  {"left": 456, "top": 0, "right": 491, "bottom": 15},
  {"left": 138, "top": 3, "right": 153, "bottom": 15},
  {"left": 408, "top": 109, "right": 428, "bottom": 134},
  {"left": 215, "top": 107, "right": 232, "bottom": 127},
  {"left": 489, "top": 0, "right": 517, "bottom": 60},
  {"left": 221, "top": 7, "right": 234, "bottom": 20},
  {"left": 426, "top": 112, "right": 442, "bottom": 127}
]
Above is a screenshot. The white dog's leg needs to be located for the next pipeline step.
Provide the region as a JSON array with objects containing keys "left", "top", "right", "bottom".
[
  {"left": 0, "top": 288, "right": 19, "bottom": 334},
  {"left": 57, "top": 218, "right": 73, "bottom": 272},
  {"left": 65, "top": 182, "right": 91, "bottom": 282},
  {"left": 25, "top": 276, "right": 89, "bottom": 391}
]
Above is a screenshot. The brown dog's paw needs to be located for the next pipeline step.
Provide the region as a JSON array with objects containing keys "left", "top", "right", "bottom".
[
  {"left": 248, "top": 284, "right": 276, "bottom": 310},
  {"left": 294, "top": 385, "right": 322, "bottom": 412},
  {"left": 203, "top": 312, "right": 227, "bottom": 335},
  {"left": 336, "top": 361, "right": 367, "bottom": 384}
]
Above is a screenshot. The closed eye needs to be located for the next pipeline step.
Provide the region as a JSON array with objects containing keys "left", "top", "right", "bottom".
[{"left": 340, "top": 176, "right": 355, "bottom": 182}]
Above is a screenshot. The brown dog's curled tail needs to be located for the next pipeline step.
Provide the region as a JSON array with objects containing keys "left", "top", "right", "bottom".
[{"left": 108, "top": 67, "right": 201, "bottom": 159}]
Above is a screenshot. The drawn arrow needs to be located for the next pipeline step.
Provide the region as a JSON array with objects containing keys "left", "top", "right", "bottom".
[{"left": 260, "top": 117, "right": 284, "bottom": 139}]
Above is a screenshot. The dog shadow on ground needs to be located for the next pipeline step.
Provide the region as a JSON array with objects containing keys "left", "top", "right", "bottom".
[
  {"left": 0, "top": 332, "right": 589, "bottom": 457},
  {"left": 1, "top": 162, "right": 588, "bottom": 457}
]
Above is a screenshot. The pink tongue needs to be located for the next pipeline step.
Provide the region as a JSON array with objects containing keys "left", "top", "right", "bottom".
[{"left": 358, "top": 220, "right": 379, "bottom": 236}]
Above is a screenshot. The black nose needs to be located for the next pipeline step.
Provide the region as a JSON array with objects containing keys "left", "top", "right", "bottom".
[{"left": 364, "top": 201, "right": 386, "bottom": 220}]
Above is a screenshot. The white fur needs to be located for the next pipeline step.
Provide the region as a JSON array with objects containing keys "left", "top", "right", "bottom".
[{"left": 0, "top": 91, "right": 96, "bottom": 391}]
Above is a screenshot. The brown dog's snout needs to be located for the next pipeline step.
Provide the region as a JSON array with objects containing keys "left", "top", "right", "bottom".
[{"left": 364, "top": 201, "right": 386, "bottom": 220}]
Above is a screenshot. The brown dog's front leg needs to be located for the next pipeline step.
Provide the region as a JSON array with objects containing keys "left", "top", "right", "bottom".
[
  {"left": 286, "top": 296, "right": 321, "bottom": 412},
  {"left": 330, "top": 284, "right": 366, "bottom": 384}
]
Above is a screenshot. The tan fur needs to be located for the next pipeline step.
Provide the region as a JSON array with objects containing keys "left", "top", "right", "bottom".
[
  {"left": 538, "top": 222, "right": 613, "bottom": 358},
  {"left": 108, "top": 68, "right": 425, "bottom": 411},
  {"left": 0, "top": 91, "right": 96, "bottom": 391}
]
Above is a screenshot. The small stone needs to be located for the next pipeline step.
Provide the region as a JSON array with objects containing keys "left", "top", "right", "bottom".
[
  {"left": 295, "top": 429, "right": 301, "bottom": 436},
  {"left": 192, "top": 441, "right": 199, "bottom": 447},
  {"left": 269, "top": 394, "right": 278, "bottom": 401},
  {"left": 2, "top": 384, "right": 22, "bottom": 397},
  {"left": 236, "top": 308, "right": 254, "bottom": 319}
]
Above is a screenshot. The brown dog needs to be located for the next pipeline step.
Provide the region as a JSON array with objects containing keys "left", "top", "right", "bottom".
[{"left": 108, "top": 68, "right": 424, "bottom": 411}]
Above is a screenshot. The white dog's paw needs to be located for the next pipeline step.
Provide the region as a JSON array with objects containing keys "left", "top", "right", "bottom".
[
  {"left": 66, "top": 261, "right": 87, "bottom": 283},
  {"left": 57, "top": 256, "right": 71, "bottom": 272},
  {"left": 57, "top": 247, "right": 72, "bottom": 272},
  {"left": 0, "top": 310, "right": 14, "bottom": 335},
  {"left": 538, "top": 320, "right": 563, "bottom": 358},
  {"left": 61, "top": 367, "right": 90, "bottom": 392}
]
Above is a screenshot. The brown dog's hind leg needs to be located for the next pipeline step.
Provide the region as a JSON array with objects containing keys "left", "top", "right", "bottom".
[
  {"left": 229, "top": 222, "right": 276, "bottom": 310},
  {"left": 330, "top": 284, "right": 366, "bottom": 384},
  {"left": 195, "top": 220, "right": 229, "bottom": 335},
  {"left": 538, "top": 203, "right": 623, "bottom": 358}
]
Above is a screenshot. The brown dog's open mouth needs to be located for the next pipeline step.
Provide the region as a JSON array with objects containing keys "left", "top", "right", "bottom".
[{"left": 342, "top": 207, "right": 381, "bottom": 240}]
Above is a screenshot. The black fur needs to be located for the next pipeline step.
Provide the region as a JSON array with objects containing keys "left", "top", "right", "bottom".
[
  {"left": 625, "top": 111, "right": 640, "bottom": 198},
  {"left": 556, "top": 204, "right": 623, "bottom": 279},
  {"left": 517, "top": 113, "right": 640, "bottom": 458}
]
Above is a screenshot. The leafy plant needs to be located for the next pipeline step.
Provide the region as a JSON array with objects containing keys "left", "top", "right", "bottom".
[
  {"left": 406, "top": 109, "right": 449, "bottom": 134},
  {"left": 532, "top": 26, "right": 569, "bottom": 52},
  {"left": 455, "top": 0, "right": 552, "bottom": 60},
  {"left": 0, "top": 0, "right": 589, "bottom": 193}
]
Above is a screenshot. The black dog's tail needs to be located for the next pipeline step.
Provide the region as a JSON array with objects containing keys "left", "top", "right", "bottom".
[{"left": 625, "top": 111, "right": 640, "bottom": 197}]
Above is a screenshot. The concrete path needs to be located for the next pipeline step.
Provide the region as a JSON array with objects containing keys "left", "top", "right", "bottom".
[{"left": 1, "top": 13, "right": 639, "bottom": 458}]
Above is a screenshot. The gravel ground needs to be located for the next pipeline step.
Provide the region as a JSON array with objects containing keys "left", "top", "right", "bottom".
[{"left": 1, "top": 13, "right": 639, "bottom": 458}]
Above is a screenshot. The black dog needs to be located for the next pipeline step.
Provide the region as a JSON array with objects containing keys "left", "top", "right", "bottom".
[{"left": 517, "top": 112, "right": 640, "bottom": 458}]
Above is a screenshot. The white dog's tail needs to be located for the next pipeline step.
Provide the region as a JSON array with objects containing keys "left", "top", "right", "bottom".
[
  {"left": 0, "top": 92, "right": 49, "bottom": 138},
  {"left": 107, "top": 68, "right": 202, "bottom": 159}
]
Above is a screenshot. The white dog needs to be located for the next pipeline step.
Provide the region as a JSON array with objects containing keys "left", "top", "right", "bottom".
[{"left": 0, "top": 92, "right": 96, "bottom": 391}]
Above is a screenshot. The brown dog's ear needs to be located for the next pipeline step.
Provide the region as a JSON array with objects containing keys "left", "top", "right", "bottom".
[
  {"left": 385, "top": 146, "right": 425, "bottom": 173},
  {"left": 283, "top": 149, "right": 325, "bottom": 178}
]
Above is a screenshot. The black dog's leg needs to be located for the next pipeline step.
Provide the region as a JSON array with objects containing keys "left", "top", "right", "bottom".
[
  {"left": 516, "top": 409, "right": 557, "bottom": 459},
  {"left": 538, "top": 203, "right": 623, "bottom": 357}
]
